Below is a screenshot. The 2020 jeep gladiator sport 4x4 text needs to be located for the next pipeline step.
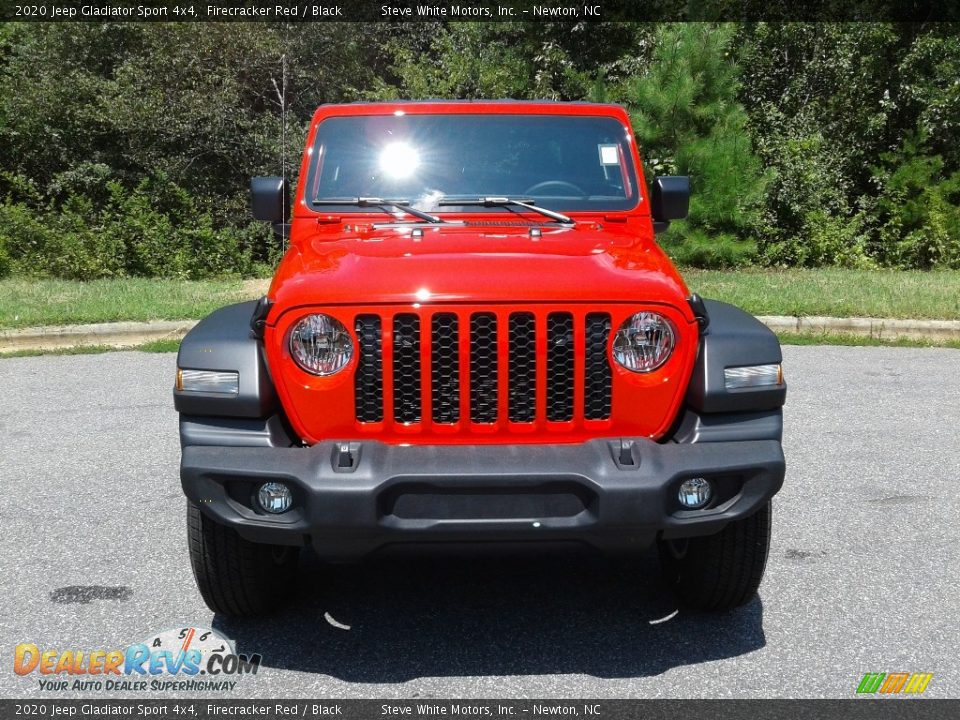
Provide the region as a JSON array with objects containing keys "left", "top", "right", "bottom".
[{"left": 175, "top": 102, "right": 786, "bottom": 617}]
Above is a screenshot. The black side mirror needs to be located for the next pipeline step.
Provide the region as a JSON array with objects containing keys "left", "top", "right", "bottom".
[
  {"left": 651, "top": 176, "right": 690, "bottom": 223},
  {"left": 250, "top": 176, "right": 290, "bottom": 224}
]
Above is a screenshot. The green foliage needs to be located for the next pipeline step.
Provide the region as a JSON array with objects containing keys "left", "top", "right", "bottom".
[
  {"left": 0, "top": 239, "right": 10, "bottom": 278},
  {"left": 737, "top": 22, "right": 960, "bottom": 270},
  {"left": 896, "top": 31, "right": 960, "bottom": 171},
  {"left": 0, "top": 174, "right": 273, "bottom": 280},
  {"left": 0, "top": 201, "right": 98, "bottom": 279},
  {"left": 0, "top": 22, "right": 383, "bottom": 278},
  {"left": 614, "top": 24, "right": 769, "bottom": 267},
  {"left": 0, "top": 21, "right": 958, "bottom": 275},
  {"left": 753, "top": 128, "right": 872, "bottom": 268},
  {"left": 870, "top": 136, "right": 960, "bottom": 269},
  {"left": 376, "top": 24, "right": 534, "bottom": 99},
  {"left": 372, "top": 22, "right": 643, "bottom": 102}
]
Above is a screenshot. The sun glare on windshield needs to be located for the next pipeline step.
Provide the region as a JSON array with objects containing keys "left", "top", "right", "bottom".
[
  {"left": 379, "top": 142, "right": 420, "bottom": 179},
  {"left": 308, "top": 114, "right": 639, "bottom": 213}
]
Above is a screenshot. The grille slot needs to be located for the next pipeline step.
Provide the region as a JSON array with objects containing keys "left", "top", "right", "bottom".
[
  {"left": 546, "top": 312, "right": 575, "bottom": 422},
  {"left": 354, "top": 315, "right": 383, "bottom": 422},
  {"left": 584, "top": 313, "right": 612, "bottom": 420},
  {"left": 431, "top": 313, "right": 460, "bottom": 424},
  {"left": 353, "top": 309, "right": 615, "bottom": 427},
  {"left": 508, "top": 312, "right": 536, "bottom": 422},
  {"left": 469, "top": 313, "right": 499, "bottom": 423},
  {"left": 392, "top": 314, "right": 422, "bottom": 423}
]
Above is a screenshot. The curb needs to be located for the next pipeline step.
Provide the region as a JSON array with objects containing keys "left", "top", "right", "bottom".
[
  {"left": 2, "top": 316, "right": 960, "bottom": 354},
  {"left": 757, "top": 316, "right": 960, "bottom": 342},
  {"left": 0, "top": 320, "right": 196, "bottom": 353}
]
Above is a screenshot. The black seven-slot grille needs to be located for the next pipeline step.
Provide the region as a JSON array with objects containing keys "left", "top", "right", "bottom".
[{"left": 354, "top": 311, "right": 612, "bottom": 425}]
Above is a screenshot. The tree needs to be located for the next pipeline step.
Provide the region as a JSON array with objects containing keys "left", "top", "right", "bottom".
[
  {"left": 373, "top": 22, "right": 645, "bottom": 101},
  {"left": 614, "top": 23, "right": 769, "bottom": 267}
]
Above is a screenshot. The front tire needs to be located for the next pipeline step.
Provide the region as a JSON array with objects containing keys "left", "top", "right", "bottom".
[
  {"left": 658, "top": 501, "right": 772, "bottom": 611},
  {"left": 187, "top": 502, "right": 299, "bottom": 617}
]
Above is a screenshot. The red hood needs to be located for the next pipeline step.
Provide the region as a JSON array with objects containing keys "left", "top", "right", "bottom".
[{"left": 267, "top": 221, "right": 692, "bottom": 320}]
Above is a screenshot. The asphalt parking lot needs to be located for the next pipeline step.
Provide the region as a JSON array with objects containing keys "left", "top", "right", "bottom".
[{"left": 1, "top": 345, "right": 958, "bottom": 699}]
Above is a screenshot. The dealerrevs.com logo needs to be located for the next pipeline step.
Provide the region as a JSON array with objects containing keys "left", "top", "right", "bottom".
[
  {"left": 13, "top": 627, "right": 261, "bottom": 692},
  {"left": 856, "top": 672, "right": 934, "bottom": 695}
]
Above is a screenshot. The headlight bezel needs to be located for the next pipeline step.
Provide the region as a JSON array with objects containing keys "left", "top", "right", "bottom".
[
  {"left": 611, "top": 311, "right": 677, "bottom": 373},
  {"left": 287, "top": 313, "right": 355, "bottom": 377}
]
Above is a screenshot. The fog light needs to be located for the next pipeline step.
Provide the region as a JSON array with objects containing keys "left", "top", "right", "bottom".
[
  {"left": 257, "top": 482, "right": 293, "bottom": 514},
  {"left": 678, "top": 478, "right": 712, "bottom": 509}
]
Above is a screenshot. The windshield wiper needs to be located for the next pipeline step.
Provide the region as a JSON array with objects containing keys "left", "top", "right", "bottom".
[
  {"left": 437, "top": 196, "right": 574, "bottom": 225},
  {"left": 312, "top": 197, "right": 447, "bottom": 224}
]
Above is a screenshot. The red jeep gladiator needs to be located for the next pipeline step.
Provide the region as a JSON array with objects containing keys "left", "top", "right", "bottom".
[{"left": 175, "top": 101, "right": 786, "bottom": 617}]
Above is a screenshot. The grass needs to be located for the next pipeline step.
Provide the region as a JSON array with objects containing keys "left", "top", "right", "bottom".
[
  {"left": 0, "top": 277, "right": 265, "bottom": 330},
  {"left": 1, "top": 269, "right": 959, "bottom": 333},
  {"left": 139, "top": 339, "right": 183, "bottom": 353},
  {"left": 682, "top": 268, "right": 960, "bottom": 320}
]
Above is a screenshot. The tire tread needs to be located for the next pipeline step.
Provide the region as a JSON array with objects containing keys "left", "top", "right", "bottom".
[
  {"left": 659, "top": 501, "right": 772, "bottom": 611},
  {"left": 186, "top": 502, "right": 297, "bottom": 616}
]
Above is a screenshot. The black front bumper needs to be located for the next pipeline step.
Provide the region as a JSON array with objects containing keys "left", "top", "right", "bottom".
[{"left": 181, "top": 438, "right": 785, "bottom": 560}]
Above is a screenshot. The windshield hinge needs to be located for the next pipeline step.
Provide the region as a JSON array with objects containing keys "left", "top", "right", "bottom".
[
  {"left": 687, "top": 294, "right": 710, "bottom": 334},
  {"left": 250, "top": 296, "right": 273, "bottom": 339}
]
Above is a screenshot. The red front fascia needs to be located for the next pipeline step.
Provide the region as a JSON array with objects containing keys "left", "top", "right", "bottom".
[
  {"left": 266, "top": 302, "right": 698, "bottom": 446},
  {"left": 263, "top": 101, "right": 698, "bottom": 446}
]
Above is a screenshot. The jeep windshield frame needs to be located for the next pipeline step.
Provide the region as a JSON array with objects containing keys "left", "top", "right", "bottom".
[{"left": 304, "top": 113, "right": 641, "bottom": 215}]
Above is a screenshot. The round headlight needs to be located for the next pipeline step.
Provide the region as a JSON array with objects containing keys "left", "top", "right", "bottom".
[
  {"left": 612, "top": 312, "right": 675, "bottom": 372},
  {"left": 289, "top": 314, "right": 353, "bottom": 376}
]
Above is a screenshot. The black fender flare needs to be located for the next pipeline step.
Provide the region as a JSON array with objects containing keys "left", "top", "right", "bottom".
[
  {"left": 174, "top": 301, "right": 277, "bottom": 419},
  {"left": 685, "top": 299, "right": 787, "bottom": 414}
]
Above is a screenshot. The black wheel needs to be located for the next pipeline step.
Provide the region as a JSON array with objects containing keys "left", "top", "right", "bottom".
[
  {"left": 658, "top": 501, "right": 772, "bottom": 611},
  {"left": 187, "top": 502, "right": 299, "bottom": 617}
]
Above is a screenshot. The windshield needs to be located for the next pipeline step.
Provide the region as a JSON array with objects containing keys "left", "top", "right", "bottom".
[{"left": 305, "top": 113, "right": 640, "bottom": 213}]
